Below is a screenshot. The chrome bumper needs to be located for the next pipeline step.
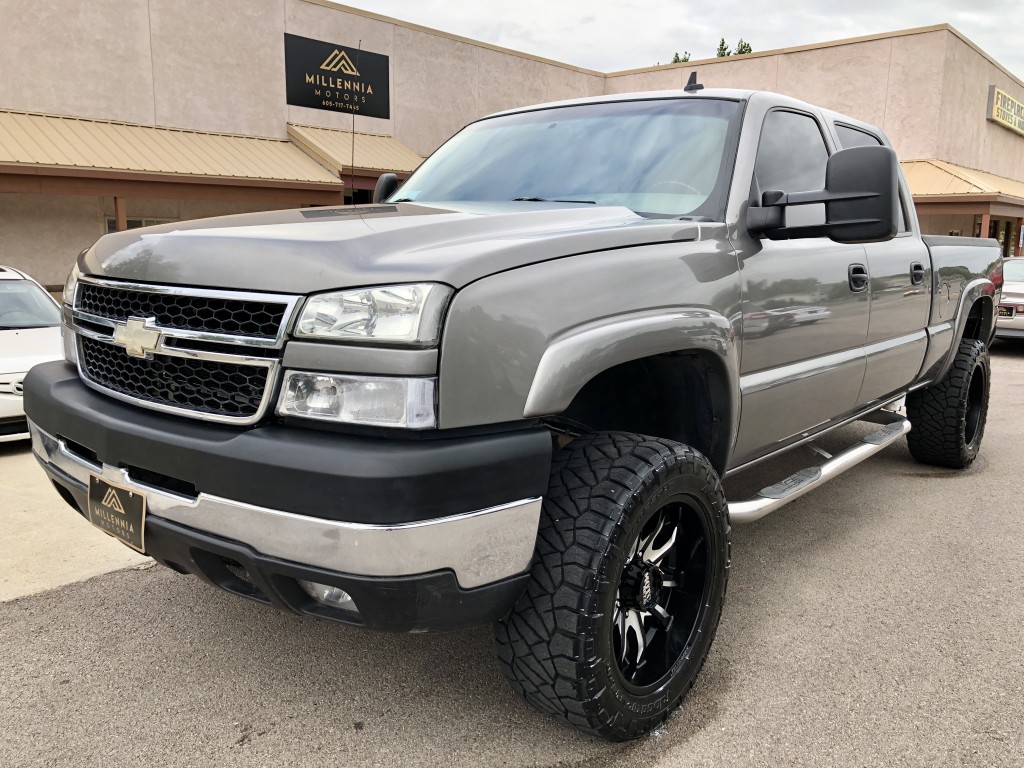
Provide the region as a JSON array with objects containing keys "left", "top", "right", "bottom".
[{"left": 30, "top": 423, "right": 542, "bottom": 589}]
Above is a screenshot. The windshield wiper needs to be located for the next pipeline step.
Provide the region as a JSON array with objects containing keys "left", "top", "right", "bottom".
[
  {"left": 390, "top": 198, "right": 416, "bottom": 203},
  {"left": 512, "top": 197, "right": 596, "bottom": 204}
]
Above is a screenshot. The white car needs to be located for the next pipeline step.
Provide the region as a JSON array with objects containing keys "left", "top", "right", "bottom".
[
  {"left": 995, "top": 258, "right": 1024, "bottom": 340},
  {"left": 0, "top": 266, "right": 64, "bottom": 442}
]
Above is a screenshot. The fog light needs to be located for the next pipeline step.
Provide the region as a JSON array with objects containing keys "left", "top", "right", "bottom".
[{"left": 300, "top": 580, "right": 358, "bottom": 611}]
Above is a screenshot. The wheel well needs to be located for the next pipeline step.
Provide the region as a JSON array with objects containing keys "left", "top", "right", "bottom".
[
  {"left": 962, "top": 297, "right": 993, "bottom": 342},
  {"left": 550, "top": 352, "right": 732, "bottom": 475}
]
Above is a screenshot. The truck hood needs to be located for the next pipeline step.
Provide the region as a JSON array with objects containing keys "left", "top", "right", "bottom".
[
  {"left": 0, "top": 326, "right": 63, "bottom": 375},
  {"left": 82, "top": 202, "right": 702, "bottom": 294}
]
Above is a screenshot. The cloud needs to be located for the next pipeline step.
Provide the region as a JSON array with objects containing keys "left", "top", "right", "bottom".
[{"left": 334, "top": 0, "right": 1024, "bottom": 78}]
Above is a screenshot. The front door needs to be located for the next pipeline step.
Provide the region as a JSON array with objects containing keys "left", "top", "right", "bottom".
[{"left": 733, "top": 108, "right": 871, "bottom": 465}]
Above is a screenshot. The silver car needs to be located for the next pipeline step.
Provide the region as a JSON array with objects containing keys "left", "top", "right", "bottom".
[{"left": 996, "top": 258, "right": 1024, "bottom": 339}]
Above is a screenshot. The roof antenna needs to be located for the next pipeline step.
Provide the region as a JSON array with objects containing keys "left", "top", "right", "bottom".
[{"left": 684, "top": 72, "right": 704, "bottom": 93}]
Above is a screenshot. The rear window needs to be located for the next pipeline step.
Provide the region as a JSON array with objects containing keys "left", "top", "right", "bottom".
[
  {"left": 835, "top": 123, "right": 908, "bottom": 234},
  {"left": 1005, "top": 260, "right": 1024, "bottom": 282},
  {"left": 835, "top": 124, "right": 882, "bottom": 149}
]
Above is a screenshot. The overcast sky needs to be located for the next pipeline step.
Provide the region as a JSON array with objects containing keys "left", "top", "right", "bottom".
[{"left": 332, "top": 0, "right": 1024, "bottom": 79}]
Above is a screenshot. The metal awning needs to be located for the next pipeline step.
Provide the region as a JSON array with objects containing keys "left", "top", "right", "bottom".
[
  {"left": 902, "top": 159, "right": 1024, "bottom": 205},
  {"left": 0, "top": 110, "right": 343, "bottom": 202},
  {"left": 287, "top": 124, "right": 424, "bottom": 177}
]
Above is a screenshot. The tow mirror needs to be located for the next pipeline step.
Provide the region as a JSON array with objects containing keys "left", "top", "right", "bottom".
[
  {"left": 747, "top": 145, "right": 899, "bottom": 243},
  {"left": 373, "top": 173, "right": 400, "bottom": 204}
]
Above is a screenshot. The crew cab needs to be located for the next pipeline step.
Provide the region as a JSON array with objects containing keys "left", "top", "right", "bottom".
[{"left": 25, "top": 87, "right": 1001, "bottom": 740}]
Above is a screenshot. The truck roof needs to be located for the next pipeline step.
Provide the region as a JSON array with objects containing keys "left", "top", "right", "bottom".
[{"left": 481, "top": 88, "right": 886, "bottom": 141}]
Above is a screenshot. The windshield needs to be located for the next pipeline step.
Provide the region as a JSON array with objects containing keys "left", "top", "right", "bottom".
[
  {"left": 0, "top": 280, "right": 61, "bottom": 329},
  {"left": 1004, "top": 260, "right": 1024, "bottom": 282},
  {"left": 393, "top": 98, "right": 741, "bottom": 218}
]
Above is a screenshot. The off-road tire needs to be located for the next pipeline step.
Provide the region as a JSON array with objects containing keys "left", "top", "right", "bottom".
[
  {"left": 906, "top": 338, "right": 990, "bottom": 468},
  {"left": 494, "top": 432, "right": 730, "bottom": 741}
]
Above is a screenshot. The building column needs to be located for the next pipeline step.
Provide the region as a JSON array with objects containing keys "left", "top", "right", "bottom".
[
  {"left": 1015, "top": 217, "right": 1023, "bottom": 257},
  {"left": 114, "top": 196, "right": 128, "bottom": 232},
  {"left": 981, "top": 212, "right": 991, "bottom": 240}
]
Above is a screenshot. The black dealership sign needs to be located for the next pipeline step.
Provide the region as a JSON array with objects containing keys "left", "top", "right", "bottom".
[{"left": 284, "top": 33, "right": 390, "bottom": 119}]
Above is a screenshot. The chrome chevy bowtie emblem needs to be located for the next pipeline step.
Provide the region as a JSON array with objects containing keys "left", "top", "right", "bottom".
[
  {"left": 11, "top": 379, "right": 23, "bottom": 395},
  {"left": 113, "top": 317, "right": 162, "bottom": 358}
]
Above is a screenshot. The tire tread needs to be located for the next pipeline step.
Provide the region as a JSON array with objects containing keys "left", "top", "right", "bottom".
[
  {"left": 906, "top": 339, "right": 989, "bottom": 468},
  {"left": 494, "top": 431, "right": 730, "bottom": 741}
]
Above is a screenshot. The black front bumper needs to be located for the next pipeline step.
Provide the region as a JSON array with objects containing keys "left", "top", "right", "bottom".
[{"left": 25, "top": 362, "right": 552, "bottom": 631}]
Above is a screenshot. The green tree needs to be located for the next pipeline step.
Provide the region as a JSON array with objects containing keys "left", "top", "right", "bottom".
[
  {"left": 671, "top": 51, "right": 691, "bottom": 63},
  {"left": 716, "top": 38, "right": 731, "bottom": 57},
  {"left": 734, "top": 38, "right": 753, "bottom": 54}
]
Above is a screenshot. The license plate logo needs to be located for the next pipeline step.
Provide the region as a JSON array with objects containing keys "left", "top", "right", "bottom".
[{"left": 88, "top": 476, "right": 146, "bottom": 552}]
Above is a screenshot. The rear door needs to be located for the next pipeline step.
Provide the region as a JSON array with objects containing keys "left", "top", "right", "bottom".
[
  {"left": 732, "top": 107, "right": 871, "bottom": 465},
  {"left": 832, "top": 123, "right": 931, "bottom": 403}
]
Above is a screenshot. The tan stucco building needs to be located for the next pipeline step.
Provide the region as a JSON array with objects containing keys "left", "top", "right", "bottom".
[{"left": 2, "top": 0, "right": 1024, "bottom": 286}]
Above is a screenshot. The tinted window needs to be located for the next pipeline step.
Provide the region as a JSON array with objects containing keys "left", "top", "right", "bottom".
[
  {"left": 835, "top": 124, "right": 882, "bottom": 149},
  {"left": 834, "top": 124, "right": 908, "bottom": 233},
  {"left": 754, "top": 110, "right": 829, "bottom": 193}
]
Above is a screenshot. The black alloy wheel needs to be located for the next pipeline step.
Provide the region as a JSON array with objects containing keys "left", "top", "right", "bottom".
[
  {"left": 495, "top": 432, "right": 730, "bottom": 741},
  {"left": 612, "top": 499, "right": 710, "bottom": 690}
]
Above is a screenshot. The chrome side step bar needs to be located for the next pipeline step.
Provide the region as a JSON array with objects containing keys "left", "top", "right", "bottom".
[{"left": 728, "top": 415, "right": 911, "bottom": 524}]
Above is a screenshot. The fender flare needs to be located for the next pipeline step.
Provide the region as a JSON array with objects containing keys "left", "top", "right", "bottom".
[
  {"left": 933, "top": 277, "right": 995, "bottom": 381},
  {"left": 523, "top": 307, "right": 739, "bottom": 436}
]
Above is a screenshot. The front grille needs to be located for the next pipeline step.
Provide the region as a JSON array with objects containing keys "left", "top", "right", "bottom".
[
  {"left": 78, "top": 282, "right": 287, "bottom": 339},
  {"left": 79, "top": 336, "right": 270, "bottom": 419}
]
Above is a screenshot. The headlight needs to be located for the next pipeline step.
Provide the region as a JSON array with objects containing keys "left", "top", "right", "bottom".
[
  {"left": 295, "top": 283, "right": 452, "bottom": 346},
  {"left": 277, "top": 371, "right": 436, "bottom": 429},
  {"left": 62, "top": 264, "right": 80, "bottom": 307}
]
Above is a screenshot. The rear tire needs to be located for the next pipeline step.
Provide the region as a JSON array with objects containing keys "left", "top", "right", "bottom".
[
  {"left": 494, "top": 432, "right": 730, "bottom": 741},
  {"left": 906, "top": 338, "right": 990, "bottom": 468}
]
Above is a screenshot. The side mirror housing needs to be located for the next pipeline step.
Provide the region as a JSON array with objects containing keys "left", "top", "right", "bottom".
[
  {"left": 372, "top": 172, "right": 400, "bottom": 204},
  {"left": 747, "top": 145, "right": 899, "bottom": 243}
]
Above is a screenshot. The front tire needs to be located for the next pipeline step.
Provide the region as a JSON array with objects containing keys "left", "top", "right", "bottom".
[
  {"left": 906, "top": 338, "right": 990, "bottom": 468},
  {"left": 494, "top": 432, "right": 730, "bottom": 741}
]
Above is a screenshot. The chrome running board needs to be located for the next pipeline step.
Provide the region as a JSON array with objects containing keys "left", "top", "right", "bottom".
[{"left": 728, "top": 414, "right": 911, "bottom": 524}]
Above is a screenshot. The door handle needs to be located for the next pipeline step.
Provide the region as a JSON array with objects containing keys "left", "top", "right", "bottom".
[
  {"left": 848, "top": 263, "right": 869, "bottom": 292},
  {"left": 910, "top": 262, "right": 925, "bottom": 285}
]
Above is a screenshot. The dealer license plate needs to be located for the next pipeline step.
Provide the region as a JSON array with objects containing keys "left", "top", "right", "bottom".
[
  {"left": 88, "top": 476, "right": 146, "bottom": 552},
  {"left": 998, "top": 305, "right": 1014, "bottom": 318}
]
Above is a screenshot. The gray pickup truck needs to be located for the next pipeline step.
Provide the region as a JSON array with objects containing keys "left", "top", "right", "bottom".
[{"left": 25, "top": 87, "right": 1001, "bottom": 741}]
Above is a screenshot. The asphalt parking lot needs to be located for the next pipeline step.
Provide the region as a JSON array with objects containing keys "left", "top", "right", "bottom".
[{"left": 2, "top": 345, "right": 1023, "bottom": 768}]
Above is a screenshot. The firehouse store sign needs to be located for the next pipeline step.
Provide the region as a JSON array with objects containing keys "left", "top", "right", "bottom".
[{"left": 284, "top": 33, "right": 390, "bottom": 119}]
